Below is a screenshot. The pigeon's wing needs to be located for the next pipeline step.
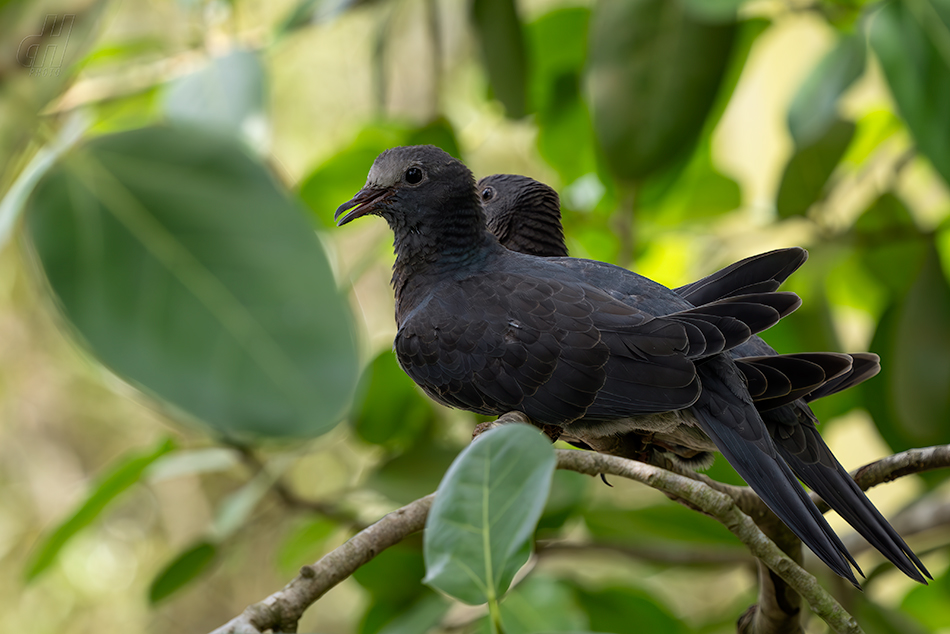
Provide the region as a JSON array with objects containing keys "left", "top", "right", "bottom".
[
  {"left": 766, "top": 404, "right": 931, "bottom": 582},
  {"left": 803, "top": 353, "right": 881, "bottom": 403},
  {"left": 674, "top": 247, "right": 808, "bottom": 305},
  {"left": 395, "top": 272, "right": 701, "bottom": 424},
  {"left": 663, "top": 292, "right": 801, "bottom": 358},
  {"left": 395, "top": 271, "right": 803, "bottom": 425}
]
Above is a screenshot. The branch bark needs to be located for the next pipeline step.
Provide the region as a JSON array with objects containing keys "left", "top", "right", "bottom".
[
  {"left": 555, "top": 450, "right": 862, "bottom": 634},
  {"left": 207, "top": 444, "right": 950, "bottom": 634},
  {"left": 209, "top": 494, "right": 434, "bottom": 634}
]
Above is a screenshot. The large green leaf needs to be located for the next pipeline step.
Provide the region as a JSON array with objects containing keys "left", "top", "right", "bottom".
[
  {"left": 890, "top": 241, "right": 950, "bottom": 445},
  {"left": 871, "top": 0, "right": 950, "bottom": 186},
  {"left": 585, "top": 0, "right": 736, "bottom": 183},
  {"left": 471, "top": 0, "right": 528, "bottom": 118},
  {"left": 527, "top": 7, "right": 597, "bottom": 183},
  {"left": 25, "top": 438, "right": 174, "bottom": 580},
  {"left": 353, "top": 350, "right": 434, "bottom": 450},
  {"left": 788, "top": 32, "right": 867, "bottom": 146},
  {"left": 27, "top": 125, "right": 359, "bottom": 439},
  {"left": 148, "top": 540, "right": 218, "bottom": 604},
  {"left": 163, "top": 49, "right": 266, "bottom": 143},
  {"left": 423, "top": 424, "right": 555, "bottom": 605},
  {"left": 776, "top": 118, "right": 855, "bottom": 219},
  {"left": 865, "top": 241, "right": 950, "bottom": 476}
]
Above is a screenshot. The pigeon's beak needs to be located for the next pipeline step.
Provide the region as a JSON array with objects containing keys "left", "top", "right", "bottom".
[{"left": 335, "top": 187, "right": 392, "bottom": 226}]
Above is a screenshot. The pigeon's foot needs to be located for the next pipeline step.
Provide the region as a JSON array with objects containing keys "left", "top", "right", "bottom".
[{"left": 472, "top": 411, "right": 563, "bottom": 443}]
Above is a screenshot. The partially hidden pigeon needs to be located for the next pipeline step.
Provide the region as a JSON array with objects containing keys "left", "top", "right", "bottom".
[
  {"left": 337, "top": 145, "right": 867, "bottom": 586},
  {"left": 477, "top": 172, "right": 929, "bottom": 584}
]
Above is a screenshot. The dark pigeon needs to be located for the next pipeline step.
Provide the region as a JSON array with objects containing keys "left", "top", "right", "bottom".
[
  {"left": 477, "top": 172, "right": 930, "bottom": 584},
  {"left": 336, "top": 145, "right": 865, "bottom": 585}
]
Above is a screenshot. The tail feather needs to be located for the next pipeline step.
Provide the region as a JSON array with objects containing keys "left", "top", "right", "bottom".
[
  {"left": 772, "top": 414, "right": 931, "bottom": 583},
  {"left": 694, "top": 360, "right": 860, "bottom": 586}
]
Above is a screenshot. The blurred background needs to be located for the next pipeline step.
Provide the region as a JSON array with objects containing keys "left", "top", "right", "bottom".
[{"left": 2, "top": 0, "right": 950, "bottom": 632}]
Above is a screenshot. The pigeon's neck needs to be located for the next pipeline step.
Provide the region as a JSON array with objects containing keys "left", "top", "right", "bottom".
[
  {"left": 503, "top": 208, "right": 568, "bottom": 258},
  {"left": 390, "top": 200, "right": 500, "bottom": 318}
]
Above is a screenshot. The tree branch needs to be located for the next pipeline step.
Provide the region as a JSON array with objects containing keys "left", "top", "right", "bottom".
[
  {"left": 208, "top": 494, "right": 434, "bottom": 634},
  {"left": 555, "top": 450, "right": 862, "bottom": 634},
  {"left": 811, "top": 445, "right": 950, "bottom": 513},
  {"left": 207, "top": 444, "right": 950, "bottom": 634}
]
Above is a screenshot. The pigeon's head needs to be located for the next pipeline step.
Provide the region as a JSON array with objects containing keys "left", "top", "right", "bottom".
[
  {"left": 477, "top": 174, "right": 568, "bottom": 258},
  {"left": 335, "top": 145, "right": 481, "bottom": 232}
]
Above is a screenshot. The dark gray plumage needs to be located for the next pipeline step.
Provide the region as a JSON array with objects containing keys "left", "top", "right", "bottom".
[
  {"left": 477, "top": 172, "right": 929, "bottom": 584},
  {"left": 337, "top": 145, "right": 865, "bottom": 585}
]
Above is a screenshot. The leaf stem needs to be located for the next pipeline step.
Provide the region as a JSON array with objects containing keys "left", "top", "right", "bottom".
[{"left": 487, "top": 593, "right": 504, "bottom": 634}]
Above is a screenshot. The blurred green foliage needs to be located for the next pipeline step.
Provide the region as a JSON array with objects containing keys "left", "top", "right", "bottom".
[{"left": 1, "top": 0, "right": 950, "bottom": 633}]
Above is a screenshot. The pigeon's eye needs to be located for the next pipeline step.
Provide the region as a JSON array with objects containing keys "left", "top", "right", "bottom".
[
  {"left": 405, "top": 167, "right": 424, "bottom": 185},
  {"left": 481, "top": 187, "right": 495, "bottom": 202}
]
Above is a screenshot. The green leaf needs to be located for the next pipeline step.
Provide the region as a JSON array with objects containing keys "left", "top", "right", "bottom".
[
  {"left": 497, "top": 576, "right": 588, "bottom": 633},
  {"left": 865, "top": 241, "right": 950, "bottom": 478},
  {"left": 901, "top": 563, "right": 950, "bottom": 631},
  {"left": 367, "top": 439, "right": 460, "bottom": 506},
  {"left": 853, "top": 193, "right": 927, "bottom": 295},
  {"left": 277, "top": 517, "right": 337, "bottom": 575},
  {"left": 776, "top": 118, "right": 855, "bottom": 219},
  {"left": 353, "top": 350, "right": 434, "bottom": 450},
  {"left": 585, "top": 0, "right": 737, "bottom": 182},
  {"left": 423, "top": 424, "right": 556, "bottom": 605},
  {"left": 213, "top": 464, "right": 282, "bottom": 539},
  {"left": 536, "top": 469, "right": 590, "bottom": 534},
  {"left": 362, "top": 591, "right": 449, "bottom": 634},
  {"left": 146, "top": 447, "right": 241, "bottom": 482},
  {"left": 681, "top": 0, "right": 744, "bottom": 22},
  {"left": 852, "top": 591, "right": 930, "bottom": 634},
  {"left": 163, "top": 50, "right": 266, "bottom": 144},
  {"left": 890, "top": 241, "right": 950, "bottom": 446},
  {"left": 641, "top": 141, "right": 741, "bottom": 225},
  {"left": 583, "top": 504, "right": 743, "bottom": 546},
  {"left": 572, "top": 584, "right": 688, "bottom": 634},
  {"left": 788, "top": 33, "right": 867, "bottom": 146},
  {"left": 148, "top": 540, "right": 218, "bottom": 604},
  {"left": 871, "top": 0, "right": 950, "bottom": 186},
  {"left": 527, "top": 7, "right": 597, "bottom": 182},
  {"left": 25, "top": 438, "right": 174, "bottom": 581},
  {"left": 471, "top": 0, "right": 528, "bottom": 118},
  {"left": 353, "top": 542, "right": 426, "bottom": 605},
  {"left": 26, "top": 125, "right": 359, "bottom": 439},
  {"left": 0, "top": 114, "right": 87, "bottom": 252}
]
